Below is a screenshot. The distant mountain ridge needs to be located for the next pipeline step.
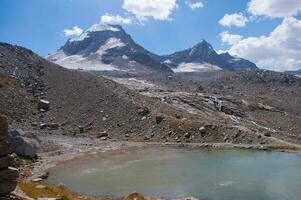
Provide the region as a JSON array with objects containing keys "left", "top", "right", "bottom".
[
  {"left": 160, "top": 40, "right": 257, "bottom": 72},
  {"left": 48, "top": 24, "right": 257, "bottom": 75},
  {"left": 286, "top": 69, "right": 301, "bottom": 76}
]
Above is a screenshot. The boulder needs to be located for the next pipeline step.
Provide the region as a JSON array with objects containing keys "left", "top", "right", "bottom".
[
  {"left": 8, "top": 129, "right": 40, "bottom": 158},
  {"left": 0, "top": 141, "right": 10, "bottom": 156},
  {"left": 124, "top": 192, "right": 146, "bottom": 200},
  {"left": 0, "top": 167, "right": 19, "bottom": 182},
  {"left": 0, "top": 115, "right": 8, "bottom": 140},
  {"left": 0, "top": 181, "right": 17, "bottom": 196},
  {"left": 0, "top": 155, "right": 13, "bottom": 169},
  {"left": 38, "top": 99, "right": 50, "bottom": 111}
]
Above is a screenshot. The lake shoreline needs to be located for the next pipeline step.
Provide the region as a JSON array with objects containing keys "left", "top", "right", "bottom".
[
  {"left": 24, "top": 134, "right": 301, "bottom": 182},
  {"left": 16, "top": 134, "right": 301, "bottom": 199}
]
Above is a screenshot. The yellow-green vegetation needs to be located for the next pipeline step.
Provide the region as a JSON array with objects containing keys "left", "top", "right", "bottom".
[
  {"left": 18, "top": 182, "right": 102, "bottom": 200},
  {"left": 167, "top": 116, "right": 195, "bottom": 130},
  {"left": 16, "top": 155, "right": 34, "bottom": 167},
  {"left": 267, "top": 144, "right": 300, "bottom": 151},
  {"left": 0, "top": 73, "right": 20, "bottom": 87}
]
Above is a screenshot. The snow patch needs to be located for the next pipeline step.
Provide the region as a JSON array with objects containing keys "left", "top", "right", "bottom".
[
  {"left": 48, "top": 37, "right": 126, "bottom": 71},
  {"left": 47, "top": 50, "right": 118, "bottom": 71},
  {"left": 163, "top": 59, "right": 172, "bottom": 64},
  {"left": 173, "top": 62, "right": 222, "bottom": 73},
  {"left": 96, "top": 38, "right": 126, "bottom": 56}
]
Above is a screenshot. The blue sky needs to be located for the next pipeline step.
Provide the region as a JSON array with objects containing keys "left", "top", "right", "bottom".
[{"left": 0, "top": 0, "right": 300, "bottom": 71}]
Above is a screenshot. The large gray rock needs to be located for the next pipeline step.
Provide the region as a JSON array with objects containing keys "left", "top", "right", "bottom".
[{"left": 8, "top": 129, "right": 40, "bottom": 158}]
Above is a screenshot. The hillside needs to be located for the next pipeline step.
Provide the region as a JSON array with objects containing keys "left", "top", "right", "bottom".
[{"left": 0, "top": 42, "right": 165, "bottom": 139}]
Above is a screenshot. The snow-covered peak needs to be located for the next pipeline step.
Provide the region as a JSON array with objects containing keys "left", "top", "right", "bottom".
[
  {"left": 87, "top": 24, "right": 120, "bottom": 32},
  {"left": 70, "top": 24, "right": 120, "bottom": 42}
]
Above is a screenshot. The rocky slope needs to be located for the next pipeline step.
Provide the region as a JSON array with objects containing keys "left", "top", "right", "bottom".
[
  {"left": 160, "top": 40, "right": 257, "bottom": 72},
  {"left": 47, "top": 24, "right": 172, "bottom": 76},
  {"left": 0, "top": 42, "right": 166, "bottom": 139},
  {"left": 135, "top": 70, "right": 301, "bottom": 144},
  {"left": 2, "top": 42, "right": 300, "bottom": 148}
]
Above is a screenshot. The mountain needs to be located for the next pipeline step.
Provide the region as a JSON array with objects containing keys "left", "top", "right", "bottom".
[
  {"left": 47, "top": 24, "right": 172, "bottom": 76},
  {"left": 286, "top": 69, "right": 301, "bottom": 77},
  {"left": 160, "top": 40, "right": 258, "bottom": 72},
  {"left": 48, "top": 25, "right": 257, "bottom": 75}
]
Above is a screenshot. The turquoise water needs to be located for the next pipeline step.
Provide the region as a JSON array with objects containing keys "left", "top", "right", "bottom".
[{"left": 48, "top": 148, "right": 301, "bottom": 200}]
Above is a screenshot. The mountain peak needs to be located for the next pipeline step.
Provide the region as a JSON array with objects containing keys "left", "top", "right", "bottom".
[
  {"left": 69, "top": 24, "right": 123, "bottom": 43},
  {"left": 47, "top": 23, "right": 172, "bottom": 75},
  {"left": 194, "top": 39, "right": 213, "bottom": 49},
  {"left": 161, "top": 40, "right": 257, "bottom": 72}
]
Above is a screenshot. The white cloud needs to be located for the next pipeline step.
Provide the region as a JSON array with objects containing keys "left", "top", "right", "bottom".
[
  {"left": 100, "top": 13, "right": 133, "bottom": 25},
  {"left": 63, "top": 26, "right": 83, "bottom": 36},
  {"left": 219, "top": 13, "right": 249, "bottom": 27},
  {"left": 248, "top": 0, "right": 301, "bottom": 18},
  {"left": 228, "top": 17, "right": 301, "bottom": 71},
  {"left": 185, "top": 1, "right": 204, "bottom": 10},
  {"left": 122, "top": 0, "right": 178, "bottom": 22},
  {"left": 220, "top": 31, "right": 243, "bottom": 45}
]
